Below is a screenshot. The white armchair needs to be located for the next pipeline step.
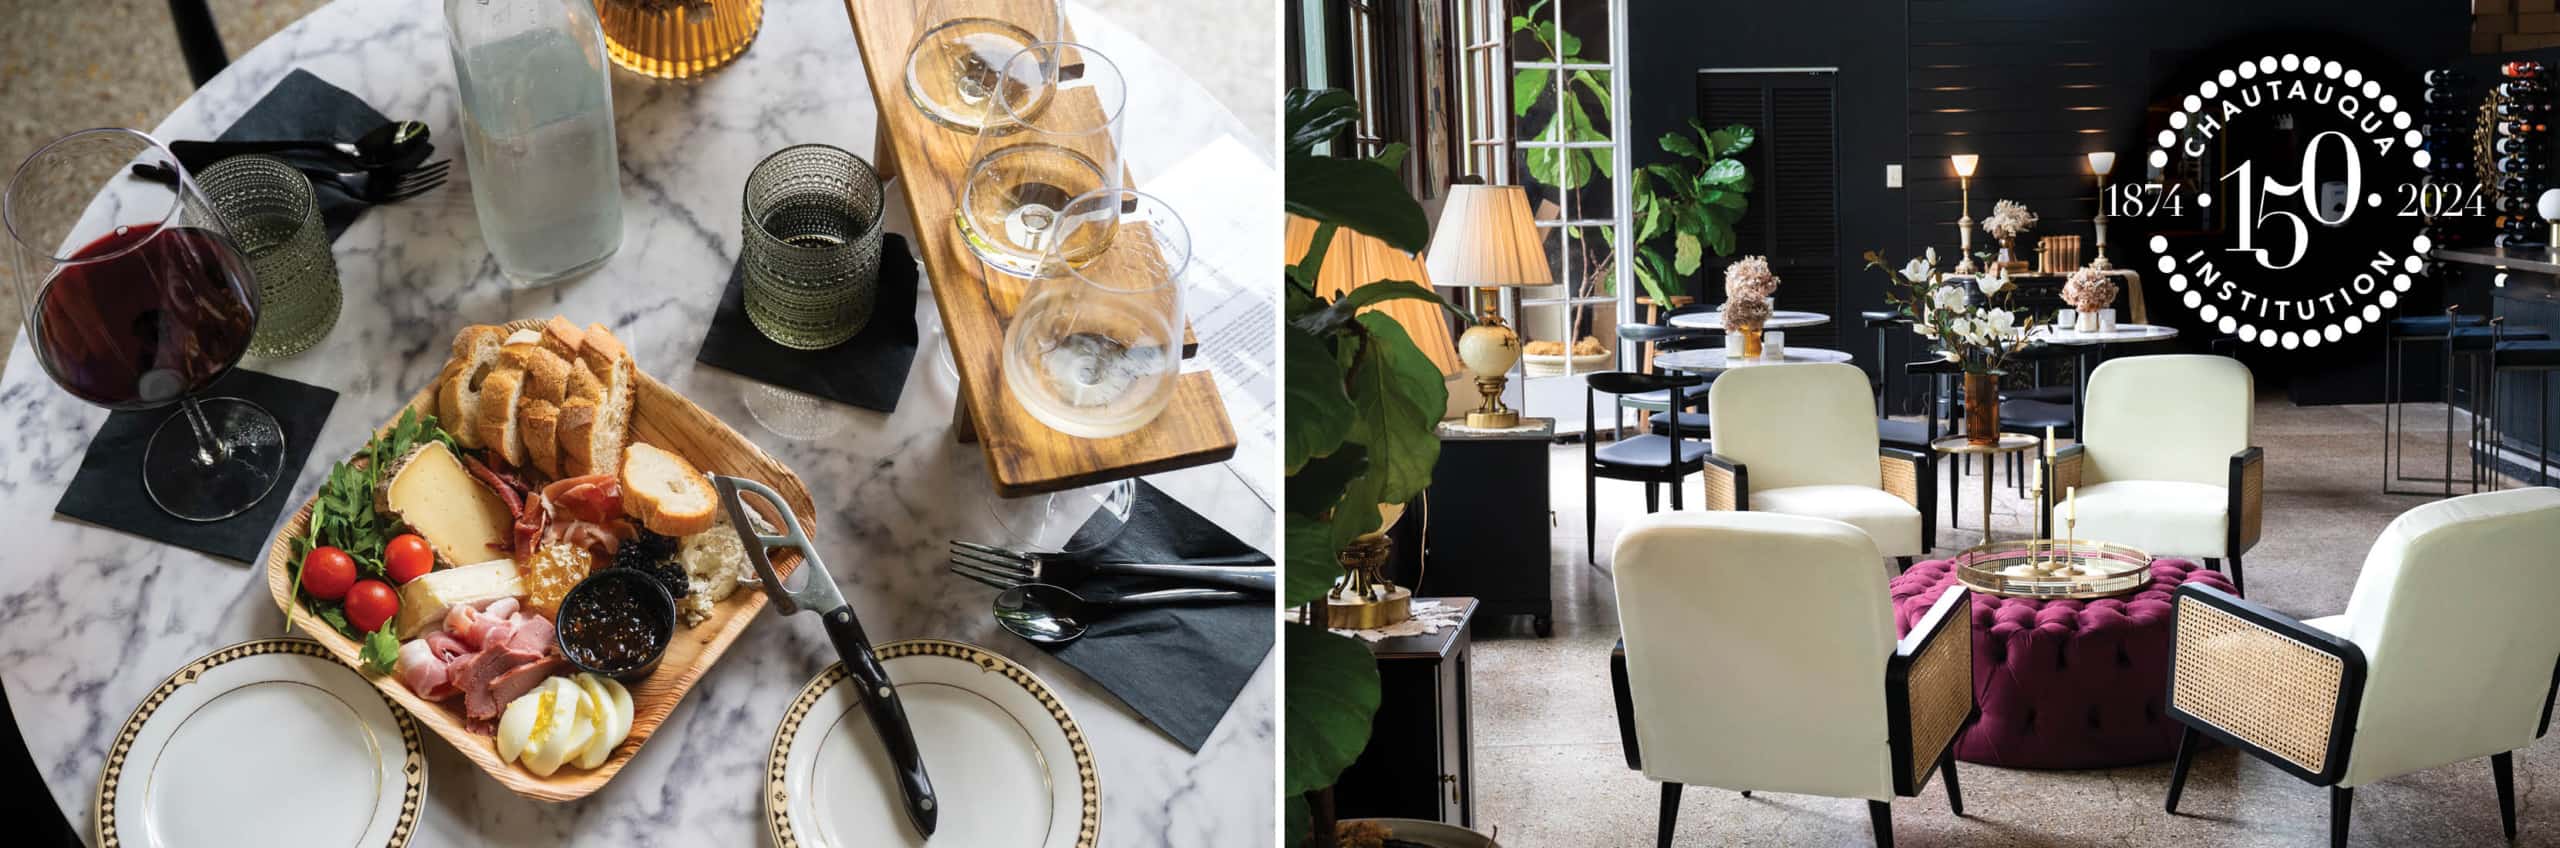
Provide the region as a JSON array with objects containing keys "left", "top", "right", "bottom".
[
  {"left": 2048, "top": 354, "right": 2262, "bottom": 592},
  {"left": 1703, "top": 362, "right": 1934, "bottom": 570},
  {"left": 2164, "top": 487, "right": 2560, "bottom": 847},
  {"left": 1609, "top": 510, "right": 1970, "bottom": 848}
]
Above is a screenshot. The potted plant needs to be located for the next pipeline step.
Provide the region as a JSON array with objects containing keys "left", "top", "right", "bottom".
[
  {"left": 1629, "top": 121, "right": 1757, "bottom": 309},
  {"left": 1283, "top": 88, "right": 1472, "bottom": 847},
  {"left": 1981, "top": 199, "right": 2038, "bottom": 272},
  {"left": 2062, "top": 266, "right": 2120, "bottom": 332},
  {"left": 1870, "top": 248, "right": 2040, "bottom": 444},
  {"left": 1720, "top": 255, "right": 1779, "bottom": 358}
]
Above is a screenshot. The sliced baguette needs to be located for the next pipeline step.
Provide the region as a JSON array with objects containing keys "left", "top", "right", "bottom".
[
  {"left": 557, "top": 364, "right": 608, "bottom": 476},
  {"left": 540, "top": 315, "right": 587, "bottom": 358},
  {"left": 576, "top": 323, "right": 637, "bottom": 481},
  {"left": 434, "top": 326, "right": 508, "bottom": 449},
  {"left": 519, "top": 348, "right": 573, "bottom": 477},
  {"left": 621, "top": 443, "right": 718, "bottom": 536},
  {"left": 476, "top": 367, "right": 529, "bottom": 468}
]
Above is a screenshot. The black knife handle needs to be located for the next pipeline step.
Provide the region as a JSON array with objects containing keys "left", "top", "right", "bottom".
[
  {"left": 170, "top": 139, "right": 352, "bottom": 170},
  {"left": 1096, "top": 562, "right": 1276, "bottom": 593},
  {"left": 821, "top": 604, "right": 938, "bottom": 837}
]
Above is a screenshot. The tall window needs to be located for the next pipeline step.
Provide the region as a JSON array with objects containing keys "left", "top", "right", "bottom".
[{"left": 1481, "top": 0, "right": 1630, "bottom": 434}]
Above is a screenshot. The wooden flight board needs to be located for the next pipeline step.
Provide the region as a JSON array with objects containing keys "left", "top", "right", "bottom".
[{"left": 837, "top": 0, "right": 1236, "bottom": 496}]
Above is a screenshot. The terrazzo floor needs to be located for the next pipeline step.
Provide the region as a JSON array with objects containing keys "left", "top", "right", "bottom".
[{"left": 1447, "top": 395, "right": 2557, "bottom": 847}]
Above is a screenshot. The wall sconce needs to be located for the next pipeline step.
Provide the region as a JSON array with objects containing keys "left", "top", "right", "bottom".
[
  {"left": 1952, "top": 154, "right": 1981, "bottom": 274},
  {"left": 2088, "top": 151, "right": 2117, "bottom": 269}
]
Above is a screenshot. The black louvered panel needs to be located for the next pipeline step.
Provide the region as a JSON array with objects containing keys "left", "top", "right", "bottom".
[
  {"left": 1700, "top": 85, "right": 1773, "bottom": 263},
  {"left": 1770, "top": 85, "right": 1839, "bottom": 349}
]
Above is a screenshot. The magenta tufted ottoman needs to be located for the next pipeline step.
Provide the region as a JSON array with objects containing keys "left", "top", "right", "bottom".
[{"left": 1888, "top": 557, "right": 2236, "bottom": 769}]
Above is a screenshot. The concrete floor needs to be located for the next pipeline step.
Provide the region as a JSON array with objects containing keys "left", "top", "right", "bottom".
[
  {"left": 0, "top": 0, "right": 1270, "bottom": 366},
  {"left": 1461, "top": 397, "right": 2558, "bottom": 847}
]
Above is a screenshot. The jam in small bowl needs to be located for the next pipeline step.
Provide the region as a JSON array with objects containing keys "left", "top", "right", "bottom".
[{"left": 557, "top": 569, "right": 677, "bottom": 681}]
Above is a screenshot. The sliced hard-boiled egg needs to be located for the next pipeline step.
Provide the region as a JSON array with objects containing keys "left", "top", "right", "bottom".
[
  {"left": 521, "top": 677, "right": 585, "bottom": 776},
  {"left": 572, "top": 673, "right": 629, "bottom": 769},
  {"left": 496, "top": 686, "right": 542, "bottom": 763}
]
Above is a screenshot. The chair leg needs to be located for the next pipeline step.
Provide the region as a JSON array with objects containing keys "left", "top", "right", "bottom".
[
  {"left": 2166, "top": 725, "right": 2200, "bottom": 814},
  {"left": 1896, "top": 556, "right": 1913, "bottom": 573},
  {"left": 2203, "top": 557, "right": 2220, "bottom": 574},
  {"left": 1587, "top": 473, "right": 1599, "bottom": 567},
  {"left": 1868, "top": 799, "right": 1894, "bottom": 848},
  {"left": 1940, "top": 750, "right": 1964, "bottom": 817},
  {"left": 1657, "top": 782, "right": 1682, "bottom": 848},
  {"left": 1670, "top": 474, "right": 1685, "bottom": 510},
  {"left": 1645, "top": 482, "right": 1661, "bottom": 513},
  {"left": 2495, "top": 751, "right": 2518, "bottom": 841},
  {"left": 2332, "top": 786, "right": 2353, "bottom": 848},
  {"left": 2228, "top": 553, "right": 2245, "bottom": 596}
]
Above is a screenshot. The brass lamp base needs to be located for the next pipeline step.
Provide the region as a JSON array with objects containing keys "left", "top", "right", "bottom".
[
  {"left": 1327, "top": 530, "right": 1412, "bottom": 629},
  {"left": 1467, "top": 373, "right": 1519, "bottom": 429}
]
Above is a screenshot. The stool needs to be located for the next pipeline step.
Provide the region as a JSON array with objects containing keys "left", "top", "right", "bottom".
[
  {"left": 2490, "top": 337, "right": 2560, "bottom": 487},
  {"left": 2384, "top": 309, "right": 2487, "bottom": 494},
  {"left": 2452, "top": 320, "right": 2550, "bottom": 492}
]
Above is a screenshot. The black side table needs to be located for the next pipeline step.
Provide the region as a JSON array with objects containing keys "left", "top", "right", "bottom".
[
  {"left": 1330, "top": 598, "right": 1478, "bottom": 827},
  {"left": 1391, "top": 419, "right": 1555, "bottom": 635}
]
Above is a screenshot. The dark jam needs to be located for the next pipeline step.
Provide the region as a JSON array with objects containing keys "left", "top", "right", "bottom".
[{"left": 560, "top": 574, "right": 670, "bottom": 673}]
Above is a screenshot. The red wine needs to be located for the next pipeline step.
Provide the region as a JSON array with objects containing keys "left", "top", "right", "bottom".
[{"left": 30, "top": 224, "right": 256, "bottom": 409}]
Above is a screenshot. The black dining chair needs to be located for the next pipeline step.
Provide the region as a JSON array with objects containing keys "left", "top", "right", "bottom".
[
  {"left": 1616, "top": 322, "right": 1716, "bottom": 438},
  {"left": 1865, "top": 311, "right": 1933, "bottom": 451},
  {"left": 1586, "top": 371, "right": 1712, "bottom": 566},
  {"left": 168, "top": 0, "right": 229, "bottom": 87}
]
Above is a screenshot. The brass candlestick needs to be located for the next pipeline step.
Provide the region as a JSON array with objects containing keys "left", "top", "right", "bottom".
[{"left": 1955, "top": 174, "right": 1978, "bottom": 275}]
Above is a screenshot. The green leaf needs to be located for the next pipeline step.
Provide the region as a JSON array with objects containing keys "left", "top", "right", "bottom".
[
  {"left": 1289, "top": 445, "right": 1367, "bottom": 521},
  {"left": 1704, "top": 221, "right": 1737, "bottom": 256},
  {"left": 1285, "top": 89, "right": 1359, "bottom": 158},
  {"left": 1570, "top": 69, "right": 1612, "bottom": 115},
  {"left": 1284, "top": 515, "right": 1344, "bottom": 609},
  {"left": 1698, "top": 158, "right": 1749, "bottom": 187},
  {"left": 1658, "top": 131, "right": 1701, "bottom": 160},
  {"left": 1673, "top": 231, "right": 1703, "bottom": 276},
  {"left": 1286, "top": 156, "right": 1431, "bottom": 253},
  {"left": 1291, "top": 280, "right": 1457, "bottom": 337},
  {"left": 1285, "top": 795, "right": 1312, "bottom": 848},
  {"left": 1282, "top": 623, "right": 1383, "bottom": 795},
  {"left": 1709, "top": 124, "right": 1756, "bottom": 157},
  {"left": 1341, "top": 314, "right": 1446, "bottom": 505},
  {"left": 360, "top": 621, "right": 401, "bottom": 675},
  {"left": 1284, "top": 326, "right": 1354, "bottom": 474},
  {"left": 1369, "top": 141, "right": 1409, "bottom": 174},
  {"left": 1512, "top": 66, "right": 1551, "bottom": 117}
]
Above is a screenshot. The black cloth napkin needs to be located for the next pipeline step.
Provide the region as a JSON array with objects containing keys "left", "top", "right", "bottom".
[
  {"left": 54, "top": 369, "right": 337, "bottom": 563},
  {"left": 1039, "top": 481, "right": 1274, "bottom": 753},
  {"left": 212, "top": 69, "right": 396, "bottom": 241},
  {"left": 694, "top": 234, "right": 922, "bottom": 413}
]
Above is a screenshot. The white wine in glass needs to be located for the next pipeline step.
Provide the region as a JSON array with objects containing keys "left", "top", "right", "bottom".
[
  {"left": 956, "top": 41, "right": 1124, "bottom": 278},
  {"left": 903, "top": 0, "right": 1059, "bottom": 132},
  {"left": 1001, "top": 188, "right": 1185, "bottom": 439}
]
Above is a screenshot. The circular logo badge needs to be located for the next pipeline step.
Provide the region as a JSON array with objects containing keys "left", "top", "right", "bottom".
[{"left": 2139, "top": 53, "right": 2429, "bottom": 350}]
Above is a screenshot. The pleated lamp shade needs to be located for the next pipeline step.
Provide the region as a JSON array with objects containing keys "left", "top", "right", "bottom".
[
  {"left": 1286, "top": 214, "right": 1462, "bottom": 376},
  {"left": 1424, "top": 184, "right": 1554, "bottom": 289}
]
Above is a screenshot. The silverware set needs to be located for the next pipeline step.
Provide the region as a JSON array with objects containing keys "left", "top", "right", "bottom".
[
  {"left": 948, "top": 539, "right": 1272, "bottom": 645},
  {"left": 133, "top": 119, "right": 449, "bottom": 205}
]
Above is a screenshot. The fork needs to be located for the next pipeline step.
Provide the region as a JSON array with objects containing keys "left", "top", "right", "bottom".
[
  {"left": 133, "top": 158, "right": 450, "bottom": 204},
  {"left": 948, "top": 540, "right": 1275, "bottom": 594}
]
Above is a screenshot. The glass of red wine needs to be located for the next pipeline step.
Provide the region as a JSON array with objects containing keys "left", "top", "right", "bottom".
[{"left": 4, "top": 128, "right": 282, "bottom": 521}]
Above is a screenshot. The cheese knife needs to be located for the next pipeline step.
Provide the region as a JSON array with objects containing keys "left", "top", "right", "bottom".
[{"left": 709, "top": 473, "right": 937, "bottom": 838}]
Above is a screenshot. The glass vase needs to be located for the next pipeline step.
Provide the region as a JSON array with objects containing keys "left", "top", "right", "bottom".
[
  {"left": 597, "top": 0, "right": 763, "bottom": 79},
  {"left": 1739, "top": 327, "right": 1765, "bottom": 358},
  {"left": 1964, "top": 371, "right": 2001, "bottom": 446}
]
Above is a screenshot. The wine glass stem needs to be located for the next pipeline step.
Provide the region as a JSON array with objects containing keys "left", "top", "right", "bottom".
[{"left": 179, "top": 396, "right": 231, "bottom": 466}]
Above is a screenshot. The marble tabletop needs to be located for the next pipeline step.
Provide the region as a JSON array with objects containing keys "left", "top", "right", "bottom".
[
  {"left": 1665, "top": 308, "right": 1830, "bottom": 330},
  {"left": 1651, "top": 346, "right": 1855, "bottom": 372},
  {"left": 2029, "top": 323, "right": 2180, "bottom": 345},
  {"left": 0, "top": 0, "right": 1275, "bottom": 845}
]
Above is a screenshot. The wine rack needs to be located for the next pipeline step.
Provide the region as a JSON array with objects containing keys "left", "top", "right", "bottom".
[
  {"left": 2486, "top": 61, "right": 2549, "bottom": 249},
  {"left": 2422, "top": 67, "right": 2475, "bottom": 262}
]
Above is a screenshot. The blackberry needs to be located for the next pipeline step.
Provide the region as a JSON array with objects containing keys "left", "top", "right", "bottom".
[{"left": 614, "top": 529, "right": 689, "bottom": 598}]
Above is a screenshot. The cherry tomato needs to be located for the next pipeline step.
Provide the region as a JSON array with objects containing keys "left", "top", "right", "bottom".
[
  {"left": 301, "top": 547, "right": 356, "bottom": 601},
  {"left": 385, "top": 534, "right": 434, "bottom": 584},
  {"left": 345, "top": 580, "right": 399, "bottom": 633}
]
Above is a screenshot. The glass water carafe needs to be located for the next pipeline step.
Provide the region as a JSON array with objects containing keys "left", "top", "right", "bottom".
[{"left": 445, "top": 0, "right": 625, "bottom": 285}]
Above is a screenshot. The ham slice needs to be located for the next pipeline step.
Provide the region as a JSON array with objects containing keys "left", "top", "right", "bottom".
[
  {"left": 395, "top": 640, "right": 455, "bottom": 700},
  {"left": 459, "top": 647, "right": 548, "bottom": 720}
]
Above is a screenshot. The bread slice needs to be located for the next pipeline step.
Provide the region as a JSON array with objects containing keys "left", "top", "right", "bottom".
[
  {"left": 477, "top": 367, "right": 529, "bottom": 468},
  {"left": 540, "top": 315, "right": 587, "bottom": 358},
  {"left": 435, "top": 326, "right": 508, "bottom": 449},
  {"left": 518, "top": 348, "right": 573, "bottom": 477},
  {"left": 557, "top": 365, "right": 607, "bottom": 476},
  {"left": 575, "top": 323, "right": 637, "bottom": 480},
  {"left": 621, "top": 443, "right": 717, "bottom": 536}
]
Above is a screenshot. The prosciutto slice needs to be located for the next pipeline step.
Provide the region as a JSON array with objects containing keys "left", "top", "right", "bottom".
[
  {"left": 395, "top": 640, "right": 455, "bottom": 700},
  {"left": 393, "top": 596, "right": 567, "bottom": 732}
]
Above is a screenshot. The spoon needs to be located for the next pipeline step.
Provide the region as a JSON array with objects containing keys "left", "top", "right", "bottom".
[
  {"left": 993, "top": 583, "right": 1251, "bottom": 644},
  {"left": 170, "top": 120, "right": 434, "bottom": 172}
]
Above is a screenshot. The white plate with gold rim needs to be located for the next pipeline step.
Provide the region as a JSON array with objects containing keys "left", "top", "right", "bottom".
[
  {"left": 95, "top": 638, "right": 424, "bottom": 848},
  {"left": 767, "top": 639, "right": 1097, "bottom": 847}
]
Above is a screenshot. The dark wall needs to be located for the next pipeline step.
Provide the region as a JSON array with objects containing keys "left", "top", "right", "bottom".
[{"left": 1630, "top": 0, "right": 2469, "bottom": 395}]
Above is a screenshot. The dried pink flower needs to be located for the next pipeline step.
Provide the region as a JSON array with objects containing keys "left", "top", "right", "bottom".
[
  {"left": 1723, "top": 255, "right": 1781, "bottom": 302},
  {"left": 2063, "top": 267, "right": 2119, "bottom": 310}
]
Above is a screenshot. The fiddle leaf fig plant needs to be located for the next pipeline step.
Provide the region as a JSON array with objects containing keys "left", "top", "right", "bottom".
[
  {"left": 1629, "top": 119, "right": 1756, "bottom": 305},
  {"left": 1282, "top": 87, "right": 1468, "bottom": 846}
]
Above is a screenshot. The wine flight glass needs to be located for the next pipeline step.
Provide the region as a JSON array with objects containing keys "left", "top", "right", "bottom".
[
  {"left": 904, "top": 0, "right": 1062, "bottom": 133},
  {"left": 956, "top": 40, "right": 1127, "bottom": 278},
  {"left": 4, "top": 128, "right": 282, "bottom": 521}
]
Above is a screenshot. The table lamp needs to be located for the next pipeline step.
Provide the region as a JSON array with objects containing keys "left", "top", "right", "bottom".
[
  {"left": 1426, "top": 183, "right": 1554, "bottom": 429},
  {"left": 2539, "top": 189, "right": 2560, "bottom": 248},
  {"left": 1285, "top": 213, "right": 1461, "bottom": 376},
  {"left": 1952, "top": 154, "right": 1981, "bottom": 274},
  {"left": 2088, "top": 151, "right": 2117, "bottom": 269},
  {"left": 1328, "top": 502, "right": 1411, "bottom": 628}
]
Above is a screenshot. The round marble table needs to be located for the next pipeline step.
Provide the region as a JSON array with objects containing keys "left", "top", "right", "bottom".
[
  {"left": 1651, "top": 346, "right": 1855, "bottom": 373},
  {"left": 2026, "top": 323, "right": 2181, "bottom": 430},
  {"left": 0, "top": 0, "right": 1275, "bottom": 844},
  {"left": 1666, "top": 309, "right": 1831, "bottom": 331}
]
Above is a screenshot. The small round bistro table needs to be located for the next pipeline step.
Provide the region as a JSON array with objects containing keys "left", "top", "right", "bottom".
[
  {"left": 2026, "top": 323, "right": 2180, "bottom": 428},
  {"left": 0, "top": 0, "right": 1275, "bottom": 842},
  {"left": 1666, "top": 308, "right": 1831, "bottom": 331},
  {"left": 1932, "top": 434, "right": 2041, "bottom": 540},
  {"left": 1890, "top": 557, "right": 2237, "bottom": 769},
  {"left": 1650, "top": 346, "right": 1854, "bottom": 373}
]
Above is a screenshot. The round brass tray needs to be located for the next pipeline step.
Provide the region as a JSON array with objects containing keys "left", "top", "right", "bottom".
[{"left": 1952, "top": 539, "right": 2153, "bottom": 599}]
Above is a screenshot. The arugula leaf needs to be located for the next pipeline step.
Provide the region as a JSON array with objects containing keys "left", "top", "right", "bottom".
[
  {"left": 288, "top": 407, "right": 458, "bottom": 631},
  {"left": 359, "top": 620, "right": 401, "bottom": 675},
  {"left": 314, "top": 604, "right": 353, "bottom": 637}
]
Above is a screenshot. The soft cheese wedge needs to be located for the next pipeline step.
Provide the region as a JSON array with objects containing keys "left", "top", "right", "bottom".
[
  {"left": 393, "top": 559, "right": 526, "bottom": 638},
  {"left": 376, "top": 440, "right": 514, "bottom": 568}
]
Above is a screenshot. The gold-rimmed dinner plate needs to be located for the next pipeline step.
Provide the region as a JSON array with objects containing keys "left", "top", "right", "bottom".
[
  {"left": 95, "top": 638, "right": 424, "bottom": 847},
  {"left": 767, "top": 639, "right": 1098, "bottom": 847}
]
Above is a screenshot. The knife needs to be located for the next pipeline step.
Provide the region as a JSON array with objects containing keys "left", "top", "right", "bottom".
[{"left": 710, "top": 474, "right": 937, "bottom": 838}]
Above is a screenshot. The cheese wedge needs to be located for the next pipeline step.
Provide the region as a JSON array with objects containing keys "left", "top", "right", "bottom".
[
  {"left": 393, "top": 558, "right": 526, "bottom": 638},
  {"left": 377, "top": 441, "right": 514, "bottom": 567}
]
